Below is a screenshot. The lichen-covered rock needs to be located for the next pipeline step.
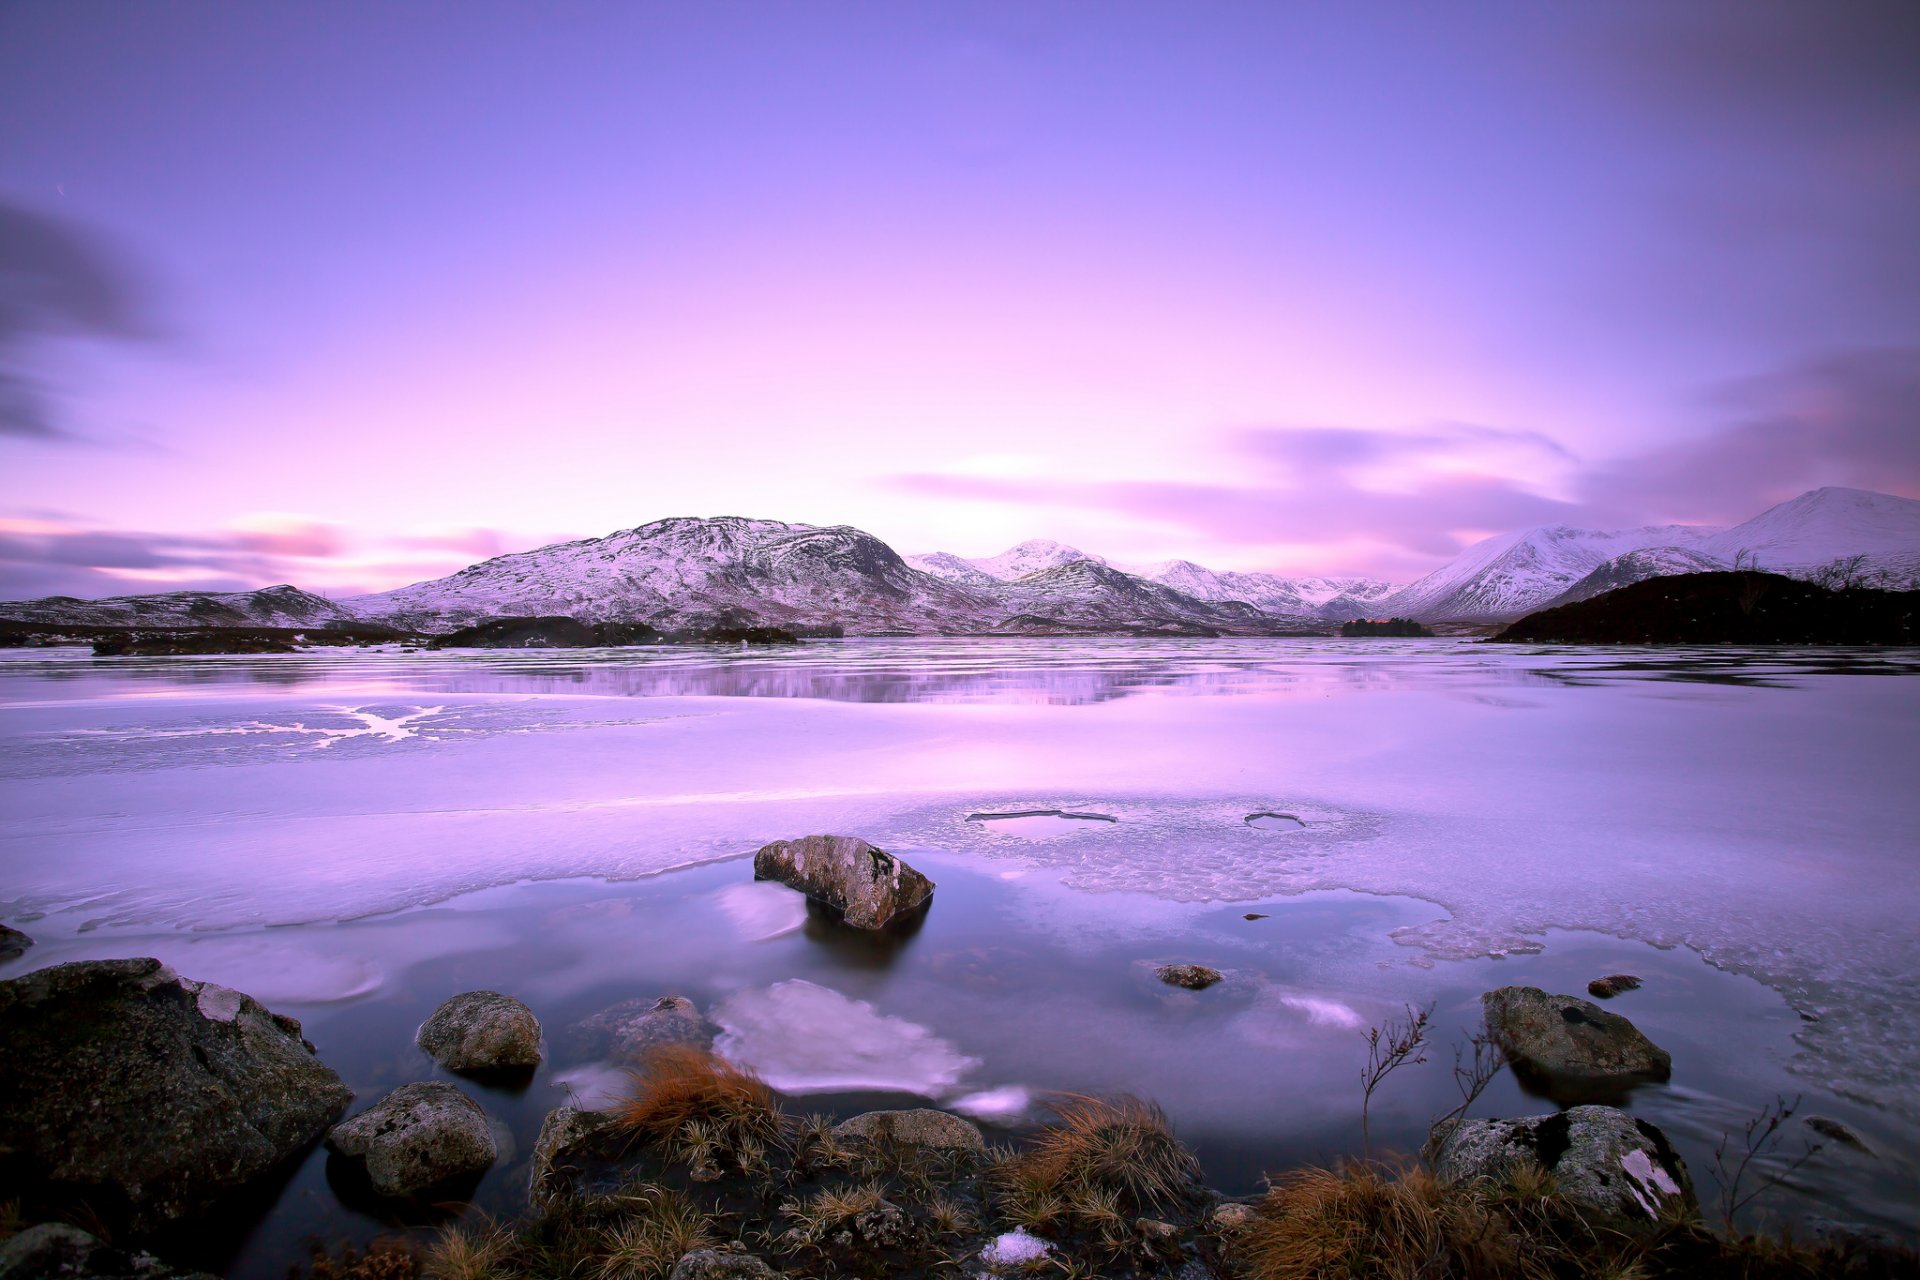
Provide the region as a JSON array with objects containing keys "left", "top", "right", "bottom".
[
  {"left": 1482, "top": 986, "right": 1670, "bottom": 1097},
  {"left": 752, "top": 834, "right": 934, "bottom": 929},
  {"left": 0, "top": 958, "right": 352, "bottom": 1231},
  {"left": 417, "top": 990, "right": 542, "bottom": 1072},
  {"left": 1428, "top": 1105, "right": 1698, "bottom": 1227},
  {"left": 831, "top": 1108, "right": 985, "bottom": 1153},
  {"left": 327, "top": 1082, "right": 495, "bottom": 1197},
  {"left": 0, "top": 924, "right": 30, "bottom": 962},
  {"left": 1157, "top": 964, "right": 1224, "bottom": 990},
  {"left": 566, "top": 994, "right": 717, "bottom": 1063},
  {"left": 528, "top": 1103, "right": 615, "bottom": 1209},
  {"left": 1587, "top": 974, "right": 1642, "bottom": 999},
  {"left": 1210, "top": 1201, "right": 1258, "bottom": 1232},
  {"left": 668, "top": 1250, "right": 782, "bottom": 1280},
  {"left": 0, "top": 1222, "right": 218, "bottom": 1280}
]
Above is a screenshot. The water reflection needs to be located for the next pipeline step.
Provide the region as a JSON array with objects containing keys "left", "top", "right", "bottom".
[{"left": 6, "top": 638, "right": 1915, "bottom": 706}]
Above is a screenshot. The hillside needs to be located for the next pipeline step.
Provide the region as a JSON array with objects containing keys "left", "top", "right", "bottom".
[{"left": 1493, "top": 572, "right": 1920, "bottom": 645}]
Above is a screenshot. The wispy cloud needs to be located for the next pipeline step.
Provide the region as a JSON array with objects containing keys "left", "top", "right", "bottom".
[{"left": 0, "top": 201, "right": 160, "bottom": 444}]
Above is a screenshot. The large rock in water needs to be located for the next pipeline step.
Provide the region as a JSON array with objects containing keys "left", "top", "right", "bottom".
[
  {"left": 752, "top": 834, "right": 934, "bottom": 929},
  {"left": 417, "top": 990, "right": 543, "bottom": 1073},
  {"left": 1482, "top": 986, "right": 1670, "bottom": 1099},
  {"left": 0, "top": 958, "right": 352, "bottom": 1231},
  {"left": 0, "top": 924, "right": 31, "bottom": 962},
  {"left": 326, "top": 1082, "right": 496, "bottom": 1197},
  {"left": 565, "top": 994, "right": 718, "bottom": 1063},
  {"left": 1428, "top": 1105, "right": 1699, "bottom": 1227}
]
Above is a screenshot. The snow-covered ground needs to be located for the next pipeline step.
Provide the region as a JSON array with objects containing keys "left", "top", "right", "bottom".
[{"left": 2, "top": 639, "right": 1916, "bottom": 1220}]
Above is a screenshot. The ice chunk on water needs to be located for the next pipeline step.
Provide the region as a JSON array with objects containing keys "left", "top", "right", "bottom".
[
  {"left": 1279, "top": 994, "right": 1366, "bottom": 1028},
  {"left": 712, "top": 979, "right": 979, "bottom": 1094},
  {"left": 715, "top": 882, "right": 808, "bottom": 940},
  {"left": 949, "top": 1085, "right": 1032, "bottom": 1119},
  {"left": 552, "top": 1063, "right": 631, "bottom": 1111}
]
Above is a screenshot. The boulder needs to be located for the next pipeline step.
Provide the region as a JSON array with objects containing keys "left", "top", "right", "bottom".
[
  {"left": 1157, "top": 964, "right": 1224, "bottom": 990},
  {"left": 0, "top": 958, "right": 352, "bottom": 1231},
  {"left": 1586, "top": 974, "right": 1641, "bottom": 999},
  {"left": 1428, "top": 1105, "right": 1698, "bottom": 1227},
  {"left": 0, "top": 1223, "right": 217, "bottom": 1280},
  {"left": 528, "top": 1104, "right": 616, "bottom": 1209},
  {"left": 417, "top": 990, "right": 542, "bottom": 1072},
  {"left": 327, "top": 1082, "right": 496, "bottom": 1198},
  {"left": 669, "top": 1251, "right": 782, "bottom": 1280},
  {"left": 1482, "top": 986, "right": 1669, "bottom": 1098},
  {"left": 0, "top": 925, "right": 30, "bottom": 962},
  {"left": 831, "top": 1108, "right": 985, "bottom": 1153},
  {"left": 566, "top": 994, "right": 717, "bottom": 1063},
  {"left": 751, "top": 835, "right": 934, "bottom": 929}
]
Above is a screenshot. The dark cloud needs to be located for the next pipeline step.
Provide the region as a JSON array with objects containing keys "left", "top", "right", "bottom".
[
  {"left": 0, "top": 200, "right": 158, "bottom": 442},
  {"left": 1581, "top": 345, "right": 1920, "bottom": 524}
]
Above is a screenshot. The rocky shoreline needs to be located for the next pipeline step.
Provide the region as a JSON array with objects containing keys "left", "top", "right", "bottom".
[{"left": 2, "top": 838, "right": 1914, "bottom": 1279}]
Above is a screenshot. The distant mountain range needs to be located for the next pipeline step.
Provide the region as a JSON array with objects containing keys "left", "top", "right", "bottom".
[{"left": 2, "top": 487, "right": 1915, "bottom": 636}]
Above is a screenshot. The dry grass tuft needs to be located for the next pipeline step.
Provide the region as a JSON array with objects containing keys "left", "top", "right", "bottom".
[
  {"left": 593, "top": 1187, "right": 717, "bottom": 1280},
  {"left": 612, "top": 1044, "right": 787, "bottom": 1172},
  {"left": 994, "top": 1094, "right": 1201, "bottom": 1225},
  {"left": 302, "top": 1239, "right": 424, "bottom": 1280},
  {"left": 423, "top": 1224, "right": 514, "bottom": 1280}
]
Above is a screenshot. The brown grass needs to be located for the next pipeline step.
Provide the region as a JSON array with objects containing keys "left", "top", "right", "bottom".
[
  {"left": 422, "top": 1224, "right": 514, "bottom": 1280},
  {"left": 611, "top": 1044, "right": 787, "bottom": 1171},
  {"left": 592, "top": 1187, "right": 717, "bottom": 1280},
  {"left": 991, "top": 1093, "right": 1201, "bottom": 1232}
]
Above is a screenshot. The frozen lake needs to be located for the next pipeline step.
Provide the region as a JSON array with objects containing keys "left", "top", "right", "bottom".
[{"left": 1, "top": 638, "right": 1916, "bottom": 1266}]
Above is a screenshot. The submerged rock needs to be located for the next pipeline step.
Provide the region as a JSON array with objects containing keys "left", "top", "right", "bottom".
[
  {"left": 529, "top": 1104, "right": 616, "bottom": 1209},
  {"left": 1428, "top": 1105, "right": 1697, "bottom": 1226},
  {"left": 751, "top": 834, "right": 934, "bottom": 929},
  {"left": 567, "top": 994, "right": 718, "bottom": 1063},
  {"left": 1806, "top": 1116, "right": 1872, "bottom": 1154},
  {"left": 418, "top": 990, "right": 543, "bottom": 1073},
  {"left": 327, "top": 1082, "right": 496, "bottom": 1197},
  {"left": 1157, "top": 963, "right": 1224, "bottom": 990},
  {"left": 0, "top": 925, "right": 30, "bottom": 962},
  {"left": 0, "top": 1223, "right": 217, "bottom": 1280},
  {"left": 1482, "top": 986, "right": 1670, "bottom": 1098},
  {"left": 831, "top": 1108, "right": 985, "bottom": 1153},
  {"left": 0, "top": 957, "right": 352, "bottom": 1232},
  {"left": 1586, "top": 974, "right": 1642, "bottom": 999},
  {"left": 669, "top": 1251, "right": 782, "bottom": 1280}
]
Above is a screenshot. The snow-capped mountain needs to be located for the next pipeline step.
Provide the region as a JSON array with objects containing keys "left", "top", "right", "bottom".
[
  {"left": 1375, "top": 524, "right": 1721, "bottom": 621},
  {"left": 347, "top": 517, "right": 999, "bottom": 634},
  {"left": 1702, "top": 487, "right": 1920, "bottom": 585},
  {"left": 0, "top": 584, "right": 358, "bottom": 629},
  {"left": 909, "top": 539, "right": 1108, "bottom": 584},
  {"left": 1125, "top": 560, "right": 1394, "bottom": 620},
  {"left": 990, "top": 559, "right": 1276, "bottom": 633},
  {"left": 1541, "top": 547, "right": 1729, "bottom": 609}
]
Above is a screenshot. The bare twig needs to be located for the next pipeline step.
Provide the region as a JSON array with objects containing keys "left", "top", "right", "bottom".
[
  {"left": 1430, "top": 1021, "right": 1504, "bottom": 1136},
  {"left": 1360, "top": 1003, "right": 1432, "bottom": 1160},
  {"left": 1711, "top": 1094, "right": 1823, "bottom": 1233}
]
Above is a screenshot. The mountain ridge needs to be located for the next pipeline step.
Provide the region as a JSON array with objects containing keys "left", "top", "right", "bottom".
[{"left": 2, "top": 487, "right": 1914, "bottom": 635}]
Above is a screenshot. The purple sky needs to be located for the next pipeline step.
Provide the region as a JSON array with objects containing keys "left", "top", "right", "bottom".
[{"left": 2, "top": 2, "right": 1917, "bottom": 597}]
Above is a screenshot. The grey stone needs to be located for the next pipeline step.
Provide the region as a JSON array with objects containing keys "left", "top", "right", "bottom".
[
  {"left": 831, "top": 1108, "right": 985, "bottom": 1153},
  {"left": 528, "top": 1104, "right": 615, "bottom": 1209},
  {"left": 1482, "top": 986, "right": 1670, "bottom": 1096},
  {"left": 668, "top": 1250, "right": 782, "bottom": 1280},
  {"left": 0, "top": 1223, "right": 217, "bottom": 1280},
  {"left": 752, "top": 835, "right": 933, "bottom": 929},
  {"left": 327, "top": 1081, "right": 496, "bottom": 1197},
  {"left": 417, "top": 990, "right": 542, "bottom": 1072},
  {"left": 567, "top": 994, "right": 717, "bottom": 1063},
  {"left": 0, "top": 925, "right": 30, "bottom": 963},
  {"left": 1157, "top": 964, "right": 1224, "bottom": 990},
  {"left": 1209, "top": 1201, "right": 1258, "bottom": 1232},
  {"left": 0, "top": 958, "right": 352, "bottom": 1232},
  {"left": 1586, "top": 974, "right": 1641, "bottom": 999},
  {"left": 1428, "top": 1104, "right": 1698, "bottom": 1227}
]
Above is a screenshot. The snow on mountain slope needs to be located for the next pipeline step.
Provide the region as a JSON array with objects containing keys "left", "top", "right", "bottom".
[
  {"left": 1127, "top": 560, "right": 1393, "bottom": 619},
  {"left": 1378, "top": 524, "right": 1719, "bottom": 621},
  {"left": 347, "top": 517, "right": 996, "bottom": 634},
  {"left": 989, "top": 560, "right": 1292, "bottom": 634},
  {"left": 965, "top": 539, "right": 1108, "bottom": 581},
  {"left": 1703, "top": 487, "right": 1920, "bottom": 584},
  {"left": 0, "top": 584, "right": 360, "bottom": 629},
  {"left": 904, "top": 552, "right": 1002, "bottom": 588},
  {"left": 1541, "top": 547, "right": 1730, "bottom": 608}
]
